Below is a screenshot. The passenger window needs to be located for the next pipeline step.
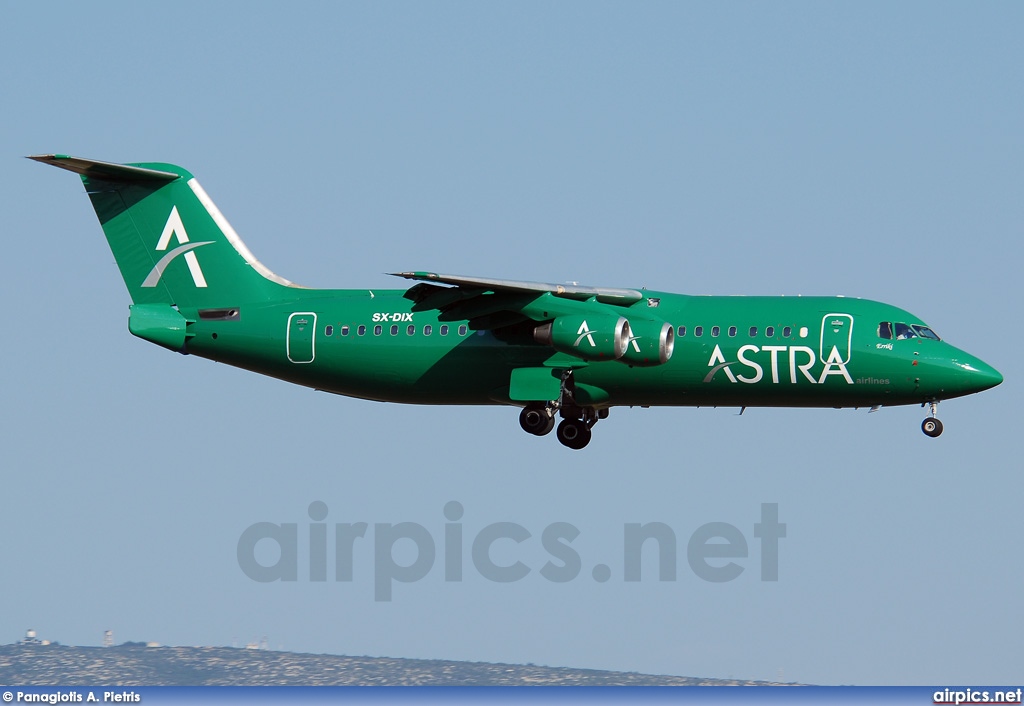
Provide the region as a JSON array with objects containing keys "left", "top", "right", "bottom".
[
  {"left": 766, "top": 326, "right": 774, "bottom": 337},
  {"left": 390, "top": 325, "right": 399, "bottom": 335},
  {"left": 357, "top": 325, "right": 366, "bottom": 336},
  {"left": 728, "top": 326, "right": 737, "bottom": 337},
  {"left": 711, "top": 326, "right": 720, "bottom": 337},
  {"left": 373, "top": 325, "right": 382, "bottom": 336},
  {"left": 341, "top": 326, "right": 350, "bottom": 336},
  {"left": 324, "top": 325, "right": 333, "bottom": 337},
  {"left": 694, "top": 326, "right": 703, "bottom": 337},
  {"left": 407, "top": 324, "right": 415, "bottom": 335},
  {"left": 894, "top": 323, "right": 917, "bottom": 340},
  {"left": 878, "top": 322, "right": 893, "bottom": 339},
  {"left": 424, "top": 324, "right": 432, "bottom": 336},
  {"left": 783, "top": 326, "right": 792, "bottom": 338},
  {"left": 677, "top": 325, "right": 686, "bottom": 337},
  {"left": 440, "top": 325, "right": 449, "bottom": 336},
  {"left": 458, "top": 325, "right": 468, "bottom": 336},
  {"left": 749, "top": 326, "right": 757, "bottom": 337}
]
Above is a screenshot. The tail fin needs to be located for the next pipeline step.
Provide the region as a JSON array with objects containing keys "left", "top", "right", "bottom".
[{"left": 29, "top": 155, "right": 301, "bottom": 308}]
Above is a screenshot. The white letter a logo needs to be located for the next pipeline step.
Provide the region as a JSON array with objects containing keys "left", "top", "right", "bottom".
[
  {"left": 574, "top": 320, "right": 597, "bottom": 347},
  {"left": 142, "top": 206, "right": 213, "bottom": 288}
]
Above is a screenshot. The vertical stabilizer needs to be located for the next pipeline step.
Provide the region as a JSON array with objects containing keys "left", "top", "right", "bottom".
[{"left": 29, "top": 154, "right": 300, "bottom": 309}]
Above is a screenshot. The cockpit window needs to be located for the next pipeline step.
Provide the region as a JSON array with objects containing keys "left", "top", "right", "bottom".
[
  {"left": 894, "top": 323, "right": 918, "bottom": 340},
  {"left": 911, "top": 325, "right": 941, "bottom": 341},
  {"left": 878, "top": 322, "right": 893, "bottom": 340}
]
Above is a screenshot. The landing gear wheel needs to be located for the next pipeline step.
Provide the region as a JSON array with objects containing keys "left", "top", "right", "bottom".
[
  {"left": 922, "top": 418, "right": 943, "bottom": 438},
  {"left": 556, "top": 419, "right": 592, "bottom": 449},
  {"left": 519, "top": 406, "right": 555, "bottom": 436}
]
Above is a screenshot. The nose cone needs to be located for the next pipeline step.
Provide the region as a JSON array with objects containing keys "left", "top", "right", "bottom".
[
  {"left": 959, "top": 357, "right": 1003, "bottom": 393},
  {"left": 915, "top": 344, "right": 1002, "bottom": 400},
  {"left": 937, "top": 352, "right": 1003, "bottom": 397}
]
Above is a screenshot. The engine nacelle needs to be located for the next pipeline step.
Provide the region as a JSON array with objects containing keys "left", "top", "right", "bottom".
[
  {"left": 620, "top": 319, "right": 674, "bottom": 366},
  {"left": 534, "top": 314, "right": 631, "bottom": 362}
]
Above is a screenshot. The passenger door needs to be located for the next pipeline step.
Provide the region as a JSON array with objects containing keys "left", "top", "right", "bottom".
[
  {"left": 820, "top": 313, "right": 853, "bottom": 365},
  {"left": 287, "top": 312, "right": 317, "bottom": 363}
]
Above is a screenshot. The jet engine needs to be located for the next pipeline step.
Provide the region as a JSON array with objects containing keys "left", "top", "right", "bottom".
[
  {"left": 534, "top": 314, "right": 631, "bottom": 362},
  {"left": 620, "top": 319, "right": 674, "bottom": 366}
]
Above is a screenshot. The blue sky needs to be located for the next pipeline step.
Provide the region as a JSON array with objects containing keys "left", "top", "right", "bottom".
[{"left": 1, "top": 2, "right": 1021, "bottom": 686}]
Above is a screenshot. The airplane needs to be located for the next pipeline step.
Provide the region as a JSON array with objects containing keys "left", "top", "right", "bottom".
[{"left": 30, "top": 154, "right": 1003, "bottom": 449}]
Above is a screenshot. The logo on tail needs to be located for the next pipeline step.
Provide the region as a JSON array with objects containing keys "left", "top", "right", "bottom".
[{"left": 141, "top": 206, "right": 213, "bottom": 288}]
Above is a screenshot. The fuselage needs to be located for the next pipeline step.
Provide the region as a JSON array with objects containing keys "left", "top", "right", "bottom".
[
  {"left": 179, "top": 289, "right": 1002, "bottom": 410},
  {"left": 32, "top": 153, "right": 1003, "bottom": 448}
]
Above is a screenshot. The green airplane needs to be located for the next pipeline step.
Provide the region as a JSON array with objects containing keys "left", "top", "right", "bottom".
[{"left": 31, "top": 154, "right": 1003, "bottom": 449}]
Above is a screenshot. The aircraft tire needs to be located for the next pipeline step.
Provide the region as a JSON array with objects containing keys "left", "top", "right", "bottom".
[
  {"left": 520, "top": 406, "right": 554, "bottom": 436},
  {"left": 921, "top": 418, "right": 943, "bottom": 438},
  {"left": 556, "top": 419, "right": 592, "bottom": 449}
]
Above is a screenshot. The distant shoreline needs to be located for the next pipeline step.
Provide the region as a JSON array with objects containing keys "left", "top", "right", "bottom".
[{"left": 0, "top": 644, "right": 796, "bottom": 687}]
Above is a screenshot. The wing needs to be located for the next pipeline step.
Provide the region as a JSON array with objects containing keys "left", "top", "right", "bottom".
[
  {"left": 390, "top": 271, "right": 675, "bottom": 374},
  {"left": 390, "top": 271, "right": 646, "bottom": 329},
  {"left": 391, "top": 271, "right": 643, "bottom": 305}
]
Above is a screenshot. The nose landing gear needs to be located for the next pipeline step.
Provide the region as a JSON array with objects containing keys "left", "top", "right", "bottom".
[{"left": 921, "top": 401, "right": 943, "bottom": 438}]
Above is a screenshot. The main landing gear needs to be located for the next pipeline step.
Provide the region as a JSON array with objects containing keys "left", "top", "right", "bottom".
[
  {"left": 519, "top": 405, "right": 555, "bottom": 436},
  {"left": 518, "top": 371, "right": 606, "bottom": 450},
  {"left": 556, "top": 415, "right": 594, "bottom": 450},
  {"left": 921, "top": 401, "right": 943, "bottom": 438}
]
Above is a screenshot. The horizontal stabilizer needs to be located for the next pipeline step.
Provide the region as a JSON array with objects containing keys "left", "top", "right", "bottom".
[{"left": 27, "top": 154, "right": 180, "bottom": 182}]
